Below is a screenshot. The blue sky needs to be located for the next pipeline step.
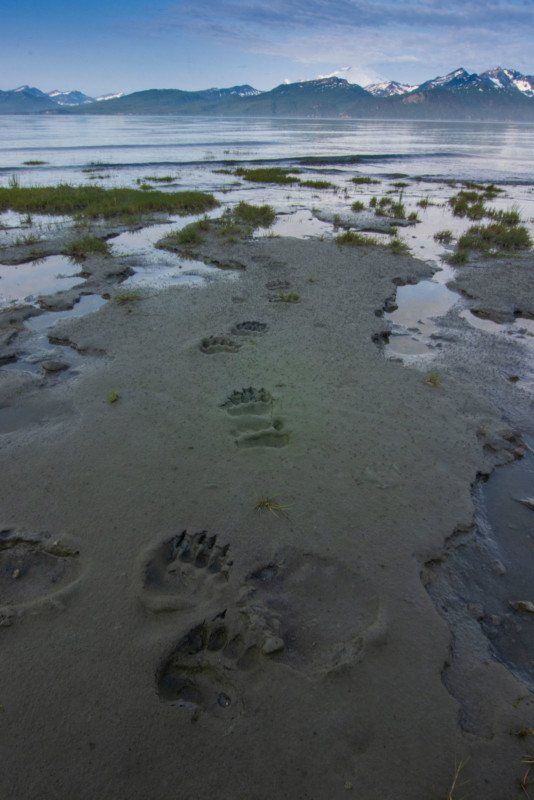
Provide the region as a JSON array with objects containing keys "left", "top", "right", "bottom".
[{"left": 2, "top": 0, "right": 534, "bottom": 95}]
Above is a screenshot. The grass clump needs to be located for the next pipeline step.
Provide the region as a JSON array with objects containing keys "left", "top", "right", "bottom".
[
  {"left": 425, "top": 371, "right": 443, "bottom": 387},
  {"left": 108, "top": 391, "right": 120, "bottom": 404},
  {"left": 113, "top": 290, "right": 142, "bottom": 306},
  {"left": 170, "top": 222, "right": 207, "bottom": 246},
  {"left": 390, "top": 200, "right": 406, "bottom": 219},
  {"left": 351, "top": 200, "right": 365, "bottom": 212},
  {"left": 254, "top": 496, "right": 291, "bottom": 519},
  {"left": 143, "top": 175, "right": 175, "bottom": 183},
  {"left": 0, "top": 184, "right": 219, "bottom": 220},
  {"left": 336, "top": 231, "right": 378, "bottom": 247},
  {"left": 23, "top": 160, "right": 47, "bottom": 165},
  {"left": 276, "top": 292, "right": 300, "bottom": 303},
  {"left": 390, "top": 238, "right": 409, "bottom": 255},
  {"left": 487, "top": 206, "right": 522, "bottom": 226},
  {"left": 458, "top": 222, "right": 531, "bottom": 253},
  {"left": 448, "top": 187, "right": 505, "bottom": 221},
  {"left": 300, "top": 180, "right": 333, "bottom": 189},
  {"left": 445, "top": 758, "right": 468, "bottom": 800},
  {"left": 63, "top": 236, "right": 111, "bottom": 259},
  {"left": 234, "top": 167, "right": 300, "bottom": 184},
  {"left": 447, "top": 249, "right": 469, "bottom": 265},
  {"left": 233, "top": 201, "right": 275, "bottom": 228},
  {"left": 352, "top": 176, "right": 380, "bottom": 185},
  {"left": 434, "top": 229, "right": 454, "bottom": 243}
]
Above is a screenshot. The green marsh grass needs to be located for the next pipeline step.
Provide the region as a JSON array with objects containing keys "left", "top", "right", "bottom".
[
  {"left": 63, "top": 236, "right": 112, "bottom": 259},
  {"left": 234, "top": 167, "right": 300, "bottom": 184},
  {"left": 0, "top": 184, "right": 219, "bottom": 219},
  {"left": 458, "top": 222, "right": 531, "bottom": 252},
  {"left": 300, "top": 180, "right": 333, "bottom": 189},
  {"left": 336, "top": 231, "right": 378, "bottom": 247},
  {"left": 232, "top": 201, "right": 275, "bottom": 228}
]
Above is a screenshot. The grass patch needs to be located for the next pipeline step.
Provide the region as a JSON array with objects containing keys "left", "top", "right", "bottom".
[
  {"left": 23, "top": 160, "right": 47, "bottom": 165},
  {"left": 390, "top": 201, "right": 406, "bottom": 219},
  {"left": 449, "top": 187, "right": 504, "bottom": 221},
  {"left": 275, "top": 292, "right": 300, "bottom": 303},
  {"left": 351, "top": 200, "right": 365, "bottom": 212},
  {"left": 336, "top": 231, "right": 378, "bottom": 247},
  {"left": 390, "top": 238, "right": 410, "bottom": 255},
  {"left": 63, "top": 236, "right": 111, "bottom": 259},
  {"left": 300, "top": 180, "right": 333, "bottom": 189},
  {"left": 462, "top": 181, "right": 503, "bottom": 197},
  {"left": 391, "top": 181, "right": 409, "bottom": 188},
  {"left": 108, "top": 391, "right": 120, "bottom": 404},
  {"left": 170, "top": 222, "right": 207, "bottom": 246},
  {"left": 253, "top": 496, "right": 291, "bottom": 519},
  {"left": 351, "top": 176, "right": 380, "bottom": 185},
  {"left": 487, "top": 206, "right": 522, "bottom": 225},
  {"left": 163, "top": 202, "right": 275, "bottom": 249},
  {"left": 447, "top": 249, "right": 469, "bottom": 264},
  {"left": 425, "top": 371, "right": 443, "bottom": 387},
  {"left": 458, "top": 222, "right": 531, "bottom": 252},
  {"left": 234, "top": 167, "right": 300, "bottom": 184},
  {"left": 0, "top": 184, "right": 219, "bottom": 220},
  {"left": 232, "top": 201, "right": 275, "bottom": 228},
  {"left": 143, "top": 175, "right": 175, "bottom": 183},
  {"left": 434, "top": 229, "right": 454, "bottom": 243}
]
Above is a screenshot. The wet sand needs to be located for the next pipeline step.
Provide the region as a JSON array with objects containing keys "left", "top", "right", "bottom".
[{"left": 0, "top": 226, "right": 533, "bottom": 799}]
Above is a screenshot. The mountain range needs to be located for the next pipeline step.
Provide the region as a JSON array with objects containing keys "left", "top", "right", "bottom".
[{"left": 2, "top": 67, "right": 534, "bottom": 121}]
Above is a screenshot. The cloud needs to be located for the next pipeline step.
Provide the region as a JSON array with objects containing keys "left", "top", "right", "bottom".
[
  {"left": 316, "top": 67, "right": 352, "bottom": 79},
  {"left": 153, "top": 0, "right": 534, "bottom": 37},
  {"left": 128, "top": 0, "right": 534, "bottom": 84}
]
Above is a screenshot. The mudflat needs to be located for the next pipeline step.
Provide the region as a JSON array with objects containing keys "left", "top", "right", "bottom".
[{"left": 0, "top": 227, "right": 532, "bottom": 799}]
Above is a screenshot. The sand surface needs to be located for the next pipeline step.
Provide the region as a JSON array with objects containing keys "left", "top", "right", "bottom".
[{"left": 1, "top": 228, "right": 533, "bottom": 799}]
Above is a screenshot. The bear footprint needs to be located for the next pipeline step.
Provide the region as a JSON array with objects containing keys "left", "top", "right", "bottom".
[
  {"left": 139, "top": 530, "right": 233, "bottom": 612},
  {"left": 221, "top": 387, "right": 290, "bottom": 449},
  {"left": 0, "top": 529, "right": 81, "bottom": 622},
  {"left": 200, "top": 335, "right": 240, "bottom": 355},
  {"left": 157, "top": 609, "right": 282, "bottom": 719}
]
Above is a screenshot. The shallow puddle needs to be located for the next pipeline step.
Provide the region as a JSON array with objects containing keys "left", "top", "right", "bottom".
[
  {"left": 3, "top": 295, "right": 108, "bottom": 373},
  {"left": 0, "top": 255, "right": 83, "bottom": 308},
  {"left": 254, "top": 208, "right": 333, "bottom": 240}
]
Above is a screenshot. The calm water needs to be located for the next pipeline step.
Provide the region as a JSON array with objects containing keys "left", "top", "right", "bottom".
[{"left": 1, "top": 115, "right": 534, "bottom": 184}]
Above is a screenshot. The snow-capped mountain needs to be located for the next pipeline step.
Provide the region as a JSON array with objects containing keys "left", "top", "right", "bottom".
[
  {"left": 414, "top": 68, "right": 480, "bottom": 93},
  {"left": 3, "top": 68, "right": 534, "bottom": 119},
  {"left": 48, "top": 89, "right": 95, "bottom": 106},
  {"left": 479, "top": 67, "right": 534, "bottom": 97},
  {"left": 13, "top": 85, "right": 48, "bottom": 97},
  {"left": 365, "top": 80, "right": 416, "bottom": 97},
  {"left": 96, "top": 92, "right": 125, "bottom": 102},
  {"left": 202, "top": 85, "right": 262, "bottom": 98}
]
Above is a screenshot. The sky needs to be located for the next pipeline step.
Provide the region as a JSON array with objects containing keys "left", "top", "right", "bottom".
[{"left": 2, "top": 0, "right": 534, "bottom": 96}]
